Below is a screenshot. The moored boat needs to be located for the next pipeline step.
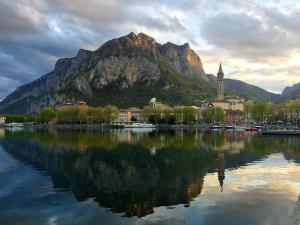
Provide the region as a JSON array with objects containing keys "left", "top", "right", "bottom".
[
  {"left": 235, "top": 125, "right": 246, "bottom": 131},
  {"left": 245, "top": 127, "right": 259, "bottom": 132},
  {"left": 224, "top": 125, "right": 235, "bottom": 130},
  {"left": 5, "top": 122, "right": 24, "bottom": 128},
  {"left": 124, "top": 123, "right": 156, "bottom": 128},
  {"left": 210, "top": 124, "right": 223, "bottom": 130}
]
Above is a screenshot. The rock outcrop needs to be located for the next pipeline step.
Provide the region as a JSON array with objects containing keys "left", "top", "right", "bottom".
[{"left": 0, "top": 32, "right": 207, "bottom": 113}]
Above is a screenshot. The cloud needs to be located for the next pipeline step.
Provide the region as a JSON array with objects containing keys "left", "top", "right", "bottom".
[
  {"left": 0, "top": 0, "right": 299, "bottom": 99},
  {"left": 201, "top": 12, "right": 291, "bottom": 61}
]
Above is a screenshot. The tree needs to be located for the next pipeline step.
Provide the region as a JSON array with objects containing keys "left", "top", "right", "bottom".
[
  {"left": 103, "top": 105, "right": 119, "bottom": 123},
  {"left": 141, "top": 106, "right": 151, "bottom": 122},
  {"left": 77, "top": 107, "right": 89, "bottom": 124},
  {"left": 39, "top": 107, "right": 56, "bottom": 124},
  {"left": 250, "top": 102, "right": 271, "bottom": 123},
  {"left": 173, "top": 106, "right": 184, "bottom": 123},
  {"left": 56, "top": 107, "right": 80, "bottom": 124},
  {"left": 93, "top": 107, "right": 105, "bottom": 124},
  {"left": 202, "top": 107, "right": 224, "bottom": 123},
  {"left": 182, "top": 107, "right": 197, "bottom": 122}
]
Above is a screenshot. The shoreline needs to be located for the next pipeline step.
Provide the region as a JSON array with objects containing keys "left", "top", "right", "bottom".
[{"left": 2, "top": 123, "right": 209, "bottom": 130}]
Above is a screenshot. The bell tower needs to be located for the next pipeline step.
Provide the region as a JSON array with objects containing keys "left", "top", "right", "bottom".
[{"left": 217, "top": 62, "right": 224, "bottom": 99}]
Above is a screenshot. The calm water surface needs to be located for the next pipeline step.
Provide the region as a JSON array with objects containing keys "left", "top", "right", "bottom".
[{"left": 0, "top": 128, "right": 300, "bottom": 225}]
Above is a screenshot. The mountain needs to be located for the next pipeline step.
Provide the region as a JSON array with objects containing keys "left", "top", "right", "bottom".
[
  {"left": 207, "top": 75, "right": 280, "bottom": 102},
  {"left": 0, "top": 32, "right": 215, "bottom": 114},
  {"left": 0, "top": 32, "right": 279, "bottom": 114},
  {"left": 280, "top": 82, "right": 300, "bottom": 100}
]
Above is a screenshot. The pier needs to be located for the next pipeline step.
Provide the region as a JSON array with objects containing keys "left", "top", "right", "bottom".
[{"left": 261, "top": 130, "right": 300, "bottom": 135}]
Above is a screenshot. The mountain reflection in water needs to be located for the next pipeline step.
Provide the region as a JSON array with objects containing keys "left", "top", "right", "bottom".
[{"left": 0, "top": 128, "right": 300, "bottom": 224}]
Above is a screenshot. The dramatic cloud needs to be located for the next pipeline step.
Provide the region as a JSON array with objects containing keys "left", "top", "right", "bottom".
[{"left": 0, "top": 0, "right": 299, "bottom": 99}]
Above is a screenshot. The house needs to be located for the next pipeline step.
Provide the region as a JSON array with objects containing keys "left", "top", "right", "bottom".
[
  {"left": 117, "top": 108, "right": 142, "bottom": 123},
  {"left": 0, "top": 115, "right": 6, "bottom": 124},
  {"left": 78, "top": 101, "right": 87, "bottom": 109},
  {"left": 224, "top": 110, "right": 245, "bottom": 124},
  {"left": 127, "top": 107, "right": 142, "bottom": 121},
  {"left": 118, "top": 109, "right": 132, "bottom": 123}
]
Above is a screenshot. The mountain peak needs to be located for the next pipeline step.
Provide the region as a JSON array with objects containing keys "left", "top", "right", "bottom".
[{"left": 0, "top": 32, "right": 208, "bottom": 113}]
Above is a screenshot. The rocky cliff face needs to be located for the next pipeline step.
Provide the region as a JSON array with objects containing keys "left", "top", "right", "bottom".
[
  {"left": 0, "top": 32, "right": 207, "bottom": 114},
  {"left": 282, "top": 83, "right": 300, "bottom": 97}
]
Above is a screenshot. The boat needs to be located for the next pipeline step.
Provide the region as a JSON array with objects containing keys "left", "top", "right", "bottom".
[
  {"left": 5, "top": 122, "right": 24, "bottom": 128},
  {"left": 293, "top": 126, "right": 300, "bottom": 130},
  {"left": 235, "top": 125, "right": 246, "bottom": 131},
  {"left": 224, "top": 125, "right": 235, "bottom": 130},
  {"left": 123, "top": 123, "right": 156, "bottom": 128},
  {"left": 254, "top": 125, "right": 264, "bottom": 130},
  {"left": 210, "top": 124, "right": 223, "bottom": 130},
  {"left": 245, "top": 127, "right": 259, "bottom": 132},
  {"left": 262, "top": 130, "right": 300, "bottom": 135}
]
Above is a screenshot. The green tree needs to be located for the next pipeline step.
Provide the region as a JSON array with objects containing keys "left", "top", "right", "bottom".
[
  {"left": 250, "top": 102, "right": 271, "bottom": 123},
  {"left": 103, "top": 105, "right": 119, "bottom": 123},
  {"left": 57, "top": 107, "right": 80, "bottom": 124},
  {"left": 182, "top": 106, "right": 197, "bottom": 122},
  {"left": 202, "top": 107, "right": 224, "bottom": 123},
  {"left": 93, "top": 107, "right": 105, "bottom": 124},
  {"left": 77, "top": 107, "right": 89, "bottom": 124},
  {"left": 39, "top": 107, "right": 56, "bottom": 124}
]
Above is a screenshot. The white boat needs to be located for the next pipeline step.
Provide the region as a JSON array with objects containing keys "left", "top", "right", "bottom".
[
  {"left": 123, "top": 123, "right": 156, "bottom": 128},
  {"left": 210, "top": 124, "right": 223, "bottom": 130},
  {"left": 224, "top": 125, "right": 235, "bottom": 130},
  {"left": 5, "top": 122, "right": 24, "bottom": 128},
  {"left": 235, "top": 125, "right": 246, "bottom": 131}
]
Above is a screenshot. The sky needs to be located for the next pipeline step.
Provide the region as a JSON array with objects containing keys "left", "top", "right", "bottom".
[{"left": 0, "top": 0, "right": 300, "bottom": 100}]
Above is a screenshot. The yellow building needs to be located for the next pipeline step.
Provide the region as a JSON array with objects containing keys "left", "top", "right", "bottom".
[
  {"left": 210, "top": 97, "right": 245, "bottom": 112},
  {"left": 0, "top": 115, "right": 6, "bottom": 124},
  {"left": 118, "top": 110, "right": 132, "bottom": 123}
]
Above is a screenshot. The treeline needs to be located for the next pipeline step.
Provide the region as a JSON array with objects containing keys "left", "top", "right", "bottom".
[
  {"left": 56, "top": 105, "right": 119, "bottom": 124},
  {"left": 141, "top": 106, "right": 224, "bottom": 124},
  {"left": 4, "top": 105, "right": 119, "bottom": 124},
  {"left": 4, "top": 105, "right": 224, "bottom": 125},
  {"left": 245, "top": 100, "right": 300, "bottom": 124}
]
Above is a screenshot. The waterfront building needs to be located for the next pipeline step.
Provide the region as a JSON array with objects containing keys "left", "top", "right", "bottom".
[
  {"left": 117, "top": 107, "right": 142, "bottom": 123},
  {"left": 224, "top": 109, "right": 245, "bottom": 124},
  {"left": 118, "top": 110, "right": 132, "bottom": 123},
  {"left": 209, "top": 63, "right": 246, "bottom": 124},
  {"left": 127, "top": 107, "right": 142, "bottom": 121},
  {"left": 0, "top": 115, "right": 5, "bottom": 124}
]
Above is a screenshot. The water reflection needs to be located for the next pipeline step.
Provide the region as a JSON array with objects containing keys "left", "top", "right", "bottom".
[{"left": 0, "top": 128, "right": 300, "bottom": 223}]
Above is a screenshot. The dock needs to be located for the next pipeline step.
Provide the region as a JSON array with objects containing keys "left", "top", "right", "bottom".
[{"left": 261, "top": 130, "right": 300, "bottom": 135}]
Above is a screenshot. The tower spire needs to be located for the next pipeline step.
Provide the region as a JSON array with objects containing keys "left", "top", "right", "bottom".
[
  {"left": 217, "top": 62, "right": 224, "bottom": 99},
  {"left": 218, "top": 62, "right": 223, "bottom": 74}
]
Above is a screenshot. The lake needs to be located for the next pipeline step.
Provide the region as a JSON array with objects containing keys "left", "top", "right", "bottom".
[{"left": 0, "top": 128, "right": 300, "bottom": 225}]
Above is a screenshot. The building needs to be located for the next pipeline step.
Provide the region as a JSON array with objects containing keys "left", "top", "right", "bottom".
[
  {"left": 78, "top": 101, "right": 87, "bottom": 109},
  {"left": 209, "top": 63, "right": 246, "bottom": 124},
  {"left": 118, "top": 109, "right": 132, "bottom": 123},
  {"left": 217, "top": 62, "right": 224, "bottom": 100},
  {"left": 117, "top": 108, "right": 142, "bottom": 123},
  {"left": 0, "top": 115, "right": 5, "bottom": 124},
  {"left": 127, "top": 107, "right": 142, "bottom": 121},
  {"left": 224, "top": 109, "right": 245, "bottom": 124},
  {"left": 149, "top": 98, "right": 168, "bottom": 110},
  {"left": 211, "top": 97, "right": 245, "bottom": 111}
]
